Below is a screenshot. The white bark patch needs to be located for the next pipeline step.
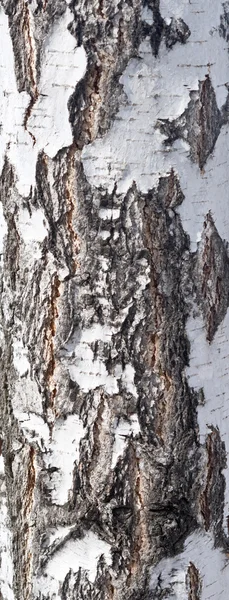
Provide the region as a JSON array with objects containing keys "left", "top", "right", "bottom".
[
  {"left": 63, "top": 325, "right": 118, "bottom": 394},
  {"left": 14, "top": 411, "right": 85, "bottom": 505},
  {"left": 17, "top": 207, "right": 48, "bottom": 244},
  {"left": 63, "top": 324, "right": 138, "bottom": 396},
  {"left": 68, "top": 346, "right": 119, "bottom": 394},
  {"left": 187, "top": 309, "right": 229, "bottom": 534},
  {"left": 82, "top": 1, "right": 228, "bottom": 232},
  {"left": 28, "top": 10, "right": 87, "bottom": 158},
  {"left": 0, "top": 7, "right": 87, "bottom": 196},
  {"left": 99, "top": 208, "right": 121, "bottom": 221},
  {"left": 142, "top": 5, "right": 154, "bottom": 25},
  {"left": 16, "top": 206, "right": 49, "bottom": 265},
  {"left": 150, "top": 529, "right": 229, "bottom": 600},
  {"left": 44, "top": 414, "right": 85, "bottom": 505},
  {"left": 46, "top": 531, "right": 111, "bottom": 583},
  {"left": 112, "top": 414, "right": 140, "bottom": 468},
  {"left": 35, "top": 532, "right": 111, "bottom": 598},
  {"left": 17, "top": 412, "right": 49, "bottom": 448},
  {"left": 121, "top": 364, "right": 138, "bottom": 397},
  {"left": 12, "top": 377, "right": 44, "bottom": 417},
  {"left": 48, "top": 524, "right": 75, "bottom": 547},
  {"left": 79, "top": 324, "right": 115, "bottom": 345},
  {"left": 114, "top": 363, "right": 138, "bottom": 398},
  {"left": 13, "top": 338, "right": 30, "bottom": 377},
  {"left": 135, "top": 261, "right": 151, "bottom": 296}
]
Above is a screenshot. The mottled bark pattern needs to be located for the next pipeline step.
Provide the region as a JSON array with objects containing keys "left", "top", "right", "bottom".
[{"left": 0, "top": 1, "right": 229, "bottom": 600}]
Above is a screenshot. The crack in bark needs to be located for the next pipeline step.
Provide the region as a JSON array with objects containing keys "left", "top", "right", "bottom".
[
  {"left": 194, "top": 211, "right": 229, "bottom": 342},
  {"left": 143, "top": 0, "right": 190, "bottom": 57},
  {"left": 187, "top": 562, "right": 202, "bottom": 600},
  {"left": 157, "top": 75, "right": 229, "bottom": 170}
]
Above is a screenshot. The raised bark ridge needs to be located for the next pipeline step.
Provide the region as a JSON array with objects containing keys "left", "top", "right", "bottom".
[{"left": 0, "top": 1, "right": 229, "bottom": 600}]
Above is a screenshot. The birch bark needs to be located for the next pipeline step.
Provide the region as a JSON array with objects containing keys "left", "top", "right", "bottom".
[{"left": 0, "top": 1, "right": 229, "bottom": 599}]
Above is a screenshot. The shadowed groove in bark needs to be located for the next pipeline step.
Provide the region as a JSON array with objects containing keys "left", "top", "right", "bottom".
[
  {"left": 200, "top": 427, "right": 226, "bottom": 541},
  {"left": 143, "top": 0, "right": 190, "bottom": 56},
  {"left": 194, "top": 212, "right": 229, "bottom": 342},
  {"left": 187, "top": 562, "right": 202, "bottom": 600},
  {"left": 157, "top": 75, "right": 229, "bottom": 170}
]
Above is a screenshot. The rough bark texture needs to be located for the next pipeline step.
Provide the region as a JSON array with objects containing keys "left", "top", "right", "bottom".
[{"left": 1, "top": 1, "right": 229, "bottom": 599}]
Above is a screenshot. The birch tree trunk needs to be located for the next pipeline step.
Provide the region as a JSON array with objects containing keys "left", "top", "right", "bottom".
[{"left": 1, "top": 0, "right": 229, "bottom": 598}]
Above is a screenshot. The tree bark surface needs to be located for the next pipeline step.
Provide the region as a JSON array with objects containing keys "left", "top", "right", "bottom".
[{"left": 0, "top": 1, "right": 229, "bottom": 599}]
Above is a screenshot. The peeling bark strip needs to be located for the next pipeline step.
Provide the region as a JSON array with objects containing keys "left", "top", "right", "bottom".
[{"left": 1, "top": 0, "right": 229, "bottom": 599}]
